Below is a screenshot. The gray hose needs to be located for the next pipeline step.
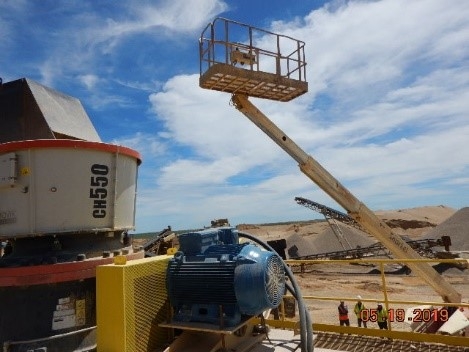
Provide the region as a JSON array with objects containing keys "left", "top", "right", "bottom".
[
  {"left": 238, "top": 231, "right": 314, "bottom": 352},
  {"left": 285, "top": 281, "right": 313, "bottom": 348}
]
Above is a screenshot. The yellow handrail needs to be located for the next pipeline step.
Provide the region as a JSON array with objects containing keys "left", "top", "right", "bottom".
[{"left": 275, "top": 257, "right": 468, "bottom": 344}]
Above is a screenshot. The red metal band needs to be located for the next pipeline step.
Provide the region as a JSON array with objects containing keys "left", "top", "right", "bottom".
[{"left": 0, "top": 251, "right": 145, "bottom": 287}]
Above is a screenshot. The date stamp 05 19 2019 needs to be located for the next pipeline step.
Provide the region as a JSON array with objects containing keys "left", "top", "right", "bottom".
[{"left": 360, "top": 308, "right": 449, "bottom": 323}]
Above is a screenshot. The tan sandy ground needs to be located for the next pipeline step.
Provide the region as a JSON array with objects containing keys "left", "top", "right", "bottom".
[
  {"left": 288, "top": 265, "right": 468, "bottom": 332},
  {"left": 237, "top": 205, "right": 468, "bottom": 331}
]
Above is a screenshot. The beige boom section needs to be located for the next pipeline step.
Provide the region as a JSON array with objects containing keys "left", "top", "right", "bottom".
[{"left": 199, "top": 18, "right": 461, "bottom": 304}]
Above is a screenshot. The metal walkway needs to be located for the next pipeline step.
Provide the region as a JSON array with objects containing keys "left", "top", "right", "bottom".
[
  {"left": 251, "top": 330, "right": 468, "bottom": 352},
  {"left": 314, "top": 332, "right": 468, "bottom": 352}
]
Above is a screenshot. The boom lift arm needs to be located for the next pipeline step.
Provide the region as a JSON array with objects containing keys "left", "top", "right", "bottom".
[
  {"left": 230, "top": 93, "right": 461, "bottom": 304},
  {"left": 198, "top": 17, "right": 460, "bottom": 304}
]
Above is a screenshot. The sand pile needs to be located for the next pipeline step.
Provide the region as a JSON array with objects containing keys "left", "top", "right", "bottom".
[
  {"left": 376, "top": 205, "right": 456, "bottom": 238},
  {"left": 376, "top": 205, "right": 456, "bottom": 224},
  {"left": 238, "top": 205, "right": 463, "bottom": 258},
  {"left": 421, "top": 207, "right": 469, "bottom": 251},
  {"left": 283, "top": 206, "right": 462, "bottom": 258},
  {"left": 286, "top": 223, "right": 377, "bottom": 257},
  {"left": 309, "top": 223, "right": 376, "bottom": 254},
  {"left": 285, "top": 233, "right": 319, "bottom": 258}
]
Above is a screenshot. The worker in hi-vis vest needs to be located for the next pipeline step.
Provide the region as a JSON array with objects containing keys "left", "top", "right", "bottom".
[
  {"left": 354, "top": 295, "right": 367, "bottom": 328},
  {"left": 376, "top": 303, "right": 388, "bottom": 330}
]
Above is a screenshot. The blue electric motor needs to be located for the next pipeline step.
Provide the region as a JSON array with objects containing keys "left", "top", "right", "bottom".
[{"left": 166, "top": 227, "right": 285, "bottom": 327}]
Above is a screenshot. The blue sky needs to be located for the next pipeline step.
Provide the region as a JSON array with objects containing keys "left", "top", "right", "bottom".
[{"left": 1, "top": 0, "right": 468, "bottom": 233}]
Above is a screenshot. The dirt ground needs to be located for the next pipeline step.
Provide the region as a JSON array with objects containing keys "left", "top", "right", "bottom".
[
  {"left": 287, "top": 264, "right": 468, "bottom": 331},
  {"left": 236, "top": 205, "right": 469, "bottom": 331}
]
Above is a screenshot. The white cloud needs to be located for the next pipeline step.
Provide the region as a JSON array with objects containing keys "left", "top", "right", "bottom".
[
  {"left": 112, "top": 132, "right": 167, "bottom": 158},
  {"left": 138, "top": 0, "right": 469, "bottom": 230},
  {"left": 133, "top": 0, "right": 228, "bottom": 34},
  {"left": 149, "top": 74, "right": 289, "bottom": 162},
  {"left": 296, "top": 0, "right": 469, "bottom": 101},
  {"left": 78, "top": 74, "right": 100, "bottom": 90}
]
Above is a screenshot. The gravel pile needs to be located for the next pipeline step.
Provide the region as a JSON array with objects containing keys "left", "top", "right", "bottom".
[
  {"left": 309, "top": 223, "right": 376, "bottom": 254},
  {"left": 285, "top": 233, "right": 319, "bottom": 258},
  {"left": 421, "top": 207, "right": 469, "bottom": 251},
  {"left": 286, "top": 223, "right": 376, "bottom": 257}
]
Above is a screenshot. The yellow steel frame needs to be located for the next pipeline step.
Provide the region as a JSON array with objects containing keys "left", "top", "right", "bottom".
[{"left": 268, "top": 258, "right": 469, "bottom": 347}]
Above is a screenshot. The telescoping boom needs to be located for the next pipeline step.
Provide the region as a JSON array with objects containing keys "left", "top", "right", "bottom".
[
  {"left": 231, "top": 93, "right": 461, "bottom": 303},
  {"left": 199, "top": 17, "right": 461, "bottom": 304}
]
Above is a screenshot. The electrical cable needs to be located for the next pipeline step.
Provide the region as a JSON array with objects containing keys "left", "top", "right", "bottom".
[{"left": 238, "top": 231, "right": 314, "bottom": 352}]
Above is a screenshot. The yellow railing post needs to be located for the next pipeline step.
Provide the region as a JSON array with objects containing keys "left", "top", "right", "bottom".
[
  {"left": 284, "top": 258, "right": 468, "bottom": 339},
  {"left": 379, "top": 262, "right": 391, "bottom": 331}
]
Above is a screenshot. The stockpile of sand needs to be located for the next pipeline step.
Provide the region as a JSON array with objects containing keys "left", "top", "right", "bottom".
[
  {"left": 237, "top": 205, "right": 463, "bottom": 258},
  {"left": 283, "top": 206, "right": 461, "bottom": 258},
  {"left": 376, "top": 205, "right": 456, "bottom": 238},
  {"left": 285, "top": 223, "right": 376, "bottom": 257},
  {"left": 309, "top": 223, "right": 376, "bottom": 254},
  {"left": 376, "top": 205, "right": 456, "bottom": 224},
  {"left": 285, "top": 233, "right": 319, "bottom": 258},
  {"left": 421, "top": 207, "right": 469, "bottom": 251}
]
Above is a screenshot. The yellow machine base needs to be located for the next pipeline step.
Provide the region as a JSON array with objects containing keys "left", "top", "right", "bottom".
[{"left": 96, "top": 255, "right": 172, "bottom": 352}]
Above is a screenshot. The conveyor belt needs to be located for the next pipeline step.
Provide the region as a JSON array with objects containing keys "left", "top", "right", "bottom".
[
  {"left": 142, "top": 226, "right": 173, "bottom": 256},
  {"left": 290, "top": 238, "right": 444, "bottom": 261},
  {"left": 293, "top": 196, "right": 447, "bottom": 260}
]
